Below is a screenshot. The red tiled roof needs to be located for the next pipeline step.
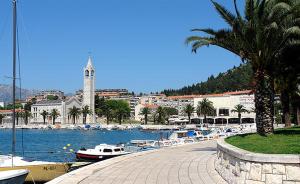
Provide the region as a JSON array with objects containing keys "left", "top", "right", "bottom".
[
  {"left": 167, "top": 90, "right": 253, "bottom": 100},
  {"left": 142, "top": 104, "right": 159, "bottom": 109},
  {"left": 0, "top": 109, "right": 24, "bottom": 113}
]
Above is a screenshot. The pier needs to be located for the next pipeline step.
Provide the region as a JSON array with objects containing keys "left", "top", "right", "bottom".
[{"left": 47, "top": 140, "right": 226, "bottom": 184}]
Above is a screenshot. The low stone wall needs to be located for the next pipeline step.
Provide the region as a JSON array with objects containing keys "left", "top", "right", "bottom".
[{"left": 216, "top": 138, "right": 300, "bottom": 184}]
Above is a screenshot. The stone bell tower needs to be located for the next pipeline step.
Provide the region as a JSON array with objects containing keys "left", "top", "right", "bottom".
[{"left": 83, "top": 56, "right": 95, "bottom": 123}]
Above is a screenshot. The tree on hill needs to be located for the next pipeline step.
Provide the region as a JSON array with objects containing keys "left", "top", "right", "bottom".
[
  {"left": 47, "top": 95, "right": 59, "bottom": 101},
  {"left": 162, "top": 63, "right": 252, "bottom": 96}
]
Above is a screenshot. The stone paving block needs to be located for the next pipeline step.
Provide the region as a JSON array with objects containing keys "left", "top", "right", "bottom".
[{"left": 47, "top": 141, "right": 226, "bottom": 184}]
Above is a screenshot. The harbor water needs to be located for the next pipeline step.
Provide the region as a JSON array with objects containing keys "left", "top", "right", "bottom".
[{"left": 0, "top": 129, "right": 171, "bottom": 162}]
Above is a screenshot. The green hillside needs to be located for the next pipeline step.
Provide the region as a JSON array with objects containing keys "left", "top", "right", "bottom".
[{"left": 162, "top": 63, "right": 253, "bottom": 96}]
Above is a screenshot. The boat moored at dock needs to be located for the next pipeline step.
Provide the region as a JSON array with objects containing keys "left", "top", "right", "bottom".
[
  {"left": 0, "top": 155, "right": 71, "bottom": 183},
  {"left": 76, "top": 144, "right": 130, "bottom": 161},
  {"left": 0, "top": 169, "right": 28, "bottom": 184}
]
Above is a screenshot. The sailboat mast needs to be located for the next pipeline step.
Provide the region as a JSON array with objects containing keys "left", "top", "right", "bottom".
[{"left": 12, "top": 0, "right": 17, "bottom": 163}]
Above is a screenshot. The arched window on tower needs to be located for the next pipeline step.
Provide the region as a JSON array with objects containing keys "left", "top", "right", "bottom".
[
  {"left": 91, "top": 70, "right": 94, "bottom": 77},
  {"left": 85, "top": 70, "right": 89, "bottom": 77}
]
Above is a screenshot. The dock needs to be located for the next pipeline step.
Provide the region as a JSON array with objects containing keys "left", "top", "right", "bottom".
[{"left": 47, "top": 140, "right": 226, "bottom": 184}]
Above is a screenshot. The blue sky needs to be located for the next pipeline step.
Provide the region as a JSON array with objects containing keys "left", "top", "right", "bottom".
[{"left": 0, "top": 0, "right": 244, "bottom": 93}]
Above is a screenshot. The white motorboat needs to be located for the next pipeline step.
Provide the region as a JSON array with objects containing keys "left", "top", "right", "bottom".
[
  {"left": 0, "top": 169, "right": 28, "bottom": 184},
  {"left": 76, "top": 144, "right": 130, "bottom": 161},
  {"left": 168, "top": 130, "right": 196, "bottom": 144}
]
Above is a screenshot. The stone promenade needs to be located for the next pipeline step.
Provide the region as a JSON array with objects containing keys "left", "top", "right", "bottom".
[{"left": 47, "top": 140, "right": 227, "bottom": 184}]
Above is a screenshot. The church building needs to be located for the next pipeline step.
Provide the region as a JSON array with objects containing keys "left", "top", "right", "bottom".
[{"left": 31, "top": 57, "right": 96, "bottom": 124}]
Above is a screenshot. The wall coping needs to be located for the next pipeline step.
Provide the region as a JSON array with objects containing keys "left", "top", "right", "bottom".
[{"left": 217, "top": 138, "right": 300, "bottom": 164}]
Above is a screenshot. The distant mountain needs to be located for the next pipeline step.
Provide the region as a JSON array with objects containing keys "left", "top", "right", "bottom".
[
  {"left": 0, "top": 84, "right": 39, "bottom": 103},
  {"left": 162, "top": 63, "right": 253, "bottom": 96}
]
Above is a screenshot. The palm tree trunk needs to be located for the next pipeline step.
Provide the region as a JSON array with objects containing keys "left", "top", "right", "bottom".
[
  {"left": 204, "top": 115, "right": 207, "bottom": 124},
  {"left": 145, "top": 114, "right": 148, "bottom": 125},
  {"left": 53, "top": 118, "right": 55, "bottom": 125},
  {"left": 238, "top": 113, "right": 241, "bottom": 124},
  {"left": 281, "top": 89, "right": 291, "bottom": 127},
  {"left": 297, "top": 107, "right": 300, "bottom": 126},
  {"left": 106, "top": 115, "right": 109, "bottom": 125},
  {"left": 254, "top": 69, "right": 274, "bottom": 135}
]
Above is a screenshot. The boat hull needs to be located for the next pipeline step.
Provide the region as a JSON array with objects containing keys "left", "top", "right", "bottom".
[
  {"left": 0, "top": 163, "right": 70, "bottom": 183},
  {"left": 76, "top": 152, "right": 125, "bottom": 162},
  {"left": 0, "top": 170, "right": 28, "bottom": 184}
]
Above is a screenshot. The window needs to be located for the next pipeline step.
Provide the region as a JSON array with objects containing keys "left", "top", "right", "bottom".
[
  {"left": 219, "top": 109, "right": 229, "bottom": 116},
  {"left": 114, "top": 148, "right": 121, "bottom": 152},
  {"left": 91, "top": 70, "right": 94, "bottom": 76},
  {"left": 85, "top": 70, "right": 89, "bottom": 77},
  {"left": 103, "top": 149, "right": 112, "bottom": 153}
]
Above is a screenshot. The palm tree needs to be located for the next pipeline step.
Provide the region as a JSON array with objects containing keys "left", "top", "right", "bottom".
[
  {"left": 16, "top": 111, "right": 21, "bottom": 125},
  {"left": 40, "top": 110, "right": 49, "bottom": 125},
  {"left": 115, "top": 101, "right": 131, "bottom": 125},
  {"left": 50, "top": 109, "right": 60, "bottom": 125},
  {"left": 23, "top": 110, "right": 31, "bottom": 125},
  {"left": 184, "top": 104, "right": 194, "bottom": 124},
  {"left": 197, "top": 98, "right": 215, "bottom": 124},
  {"left": 186, "top": 0, "right": 299, "bottom": 135},
  {"left": 141, "top": 107, "right": 150, "bottom": 125},
  {"left": 68, "top": 106, "right": 81, "bottom": 124},
  {"left": 81, "top": 105, "right": 91, "bottom": 124},
  {"left": 156, "top": 106, "right": 166, "bottom": 125},
  {"left": 231, "top": 104, "right": 249, "bottom": 124},
  {"left": 0, "top": 114, "right": 4, "bottom": 125}
]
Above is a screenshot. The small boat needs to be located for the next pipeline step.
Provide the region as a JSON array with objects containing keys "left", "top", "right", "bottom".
[
  {"left": 130, "top": 140, "right": 156, "bottom": 147},
  {"left": 0, "top": 155, "right": 71, "bottom": 183},
  {"left": 76, "top": 144, "right": 130, "bottom": 161},
  {"left": 0, "top": 169, "right": 29, "bottom": 184},
  {"left": 168, "top": 130, "right": 196, "bottom": 144}
]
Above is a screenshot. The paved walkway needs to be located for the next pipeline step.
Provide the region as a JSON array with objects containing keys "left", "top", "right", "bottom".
[{"left": 48, "top": 140, "right": 227, "bottom": 184}]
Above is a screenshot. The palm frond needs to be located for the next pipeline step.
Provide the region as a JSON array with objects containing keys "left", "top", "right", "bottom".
[
  {"left": 245, "top": 0, "right": 255, "bottom": 20},
  {"left": 211, "top": 0, "right": 237, "bottom": 26}
]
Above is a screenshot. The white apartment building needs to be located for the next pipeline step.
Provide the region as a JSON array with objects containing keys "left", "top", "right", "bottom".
[{"left": 193, "top": 90, "right": 255, "bottom": 124}]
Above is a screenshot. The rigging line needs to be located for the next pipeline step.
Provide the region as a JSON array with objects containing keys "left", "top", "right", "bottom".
[
  {"left": 16, "top": 7, "right": 25, "bottom": 157},
  {"left": 16, "top": 0, "right": 32, "bottom": 51}
]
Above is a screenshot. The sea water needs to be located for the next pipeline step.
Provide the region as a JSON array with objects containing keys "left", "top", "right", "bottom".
[{"left": 0, "top": 129, "right": 170, "bottom": 162}]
